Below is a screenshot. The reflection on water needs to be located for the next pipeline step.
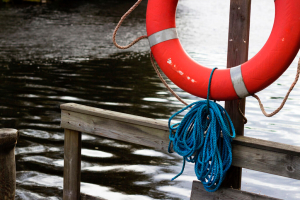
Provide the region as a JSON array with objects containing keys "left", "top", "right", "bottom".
[{"left": 0, "top": 0, "right": 300, "bottom": 199}]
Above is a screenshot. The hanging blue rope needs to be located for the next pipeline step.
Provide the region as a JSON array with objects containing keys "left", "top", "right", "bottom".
[{"left": 168, "top": 68, "right": 236, "bottom": 192}]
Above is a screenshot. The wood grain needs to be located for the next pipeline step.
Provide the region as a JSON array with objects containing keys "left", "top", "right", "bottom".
[
  {"left": 63, "top": 129, "right": 82, "bottom": 200},
  {"left": 233, "top": 136, "right": 300, "bottom": 156},
  {"left": 60, "top": 103, "right": 168, "bottom": 131},
  {"left": 61, "top": 110, "right": 169, "bottom": 151},
  {"left": 232, "top": 144, "right": 300, "bottom": 180},
  {"left": 223, "top": 0, "right": 252, "bottom": 189},
  {"left": 0, "top": 128, "right": 18, "bottom": 200},
  {"left": 190, "top": 181, "right": 281, "bottom": 200},
  {"left": 60, "top": 103, "right": 300, "bottom": 180}
]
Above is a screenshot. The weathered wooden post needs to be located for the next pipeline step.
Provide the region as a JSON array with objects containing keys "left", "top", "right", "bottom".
[
  {"left": 0, "top": 128, "right": 18, "bottom": 200},
  {"left": 223, "top": 0, "right": 251, "bottom": 189},
  {"left": 63, "top": 128, "right": 82, "bottom": 200}
]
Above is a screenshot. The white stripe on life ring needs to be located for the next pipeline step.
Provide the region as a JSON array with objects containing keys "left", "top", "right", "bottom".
[
  {"left": 230, "top": 65, "right": 250, "bottom": 98},
  {"left": 148, "top": 28, "right": 178, "bottom": 47}
]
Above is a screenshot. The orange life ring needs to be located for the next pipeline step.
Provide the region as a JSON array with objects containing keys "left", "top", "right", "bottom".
[{"left": 146, "top": 0, "right": 300, "bottom": 101}]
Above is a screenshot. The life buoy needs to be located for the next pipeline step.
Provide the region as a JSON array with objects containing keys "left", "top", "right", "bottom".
[{"left": 146, "top": 0, "right": 300, "bottom": 101}]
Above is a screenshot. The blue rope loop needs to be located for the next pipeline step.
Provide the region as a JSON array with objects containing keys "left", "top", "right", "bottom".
[
  {"left": 206, "top": 67, "right": 217, "bottom": 115},
  {"left": 168, "top": 68, "right": 236, "bottom": 192}
]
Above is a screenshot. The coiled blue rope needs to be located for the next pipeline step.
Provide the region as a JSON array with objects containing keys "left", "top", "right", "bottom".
[{"left": 168, "top": 68, "right": 236, "bottom": 192}]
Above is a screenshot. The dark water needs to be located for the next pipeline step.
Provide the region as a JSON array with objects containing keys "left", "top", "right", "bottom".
[{"left": 1, "top": 0, "right": 300, "bottom": 199}]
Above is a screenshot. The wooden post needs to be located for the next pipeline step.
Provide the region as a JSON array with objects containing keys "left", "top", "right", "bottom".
[
  {"left": 223, "top": 0, "right": 251, "bottom": 189},
  {"left": 63, "top": 129, "right": 82, "bottom": 200},
  {"left": 0, "top": 128, "right": 18, "bottom": 200}
]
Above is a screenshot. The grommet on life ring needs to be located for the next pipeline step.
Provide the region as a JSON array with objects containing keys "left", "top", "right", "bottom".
[{"left": 146, "top": 0, "right": 300, "bottom": 101}]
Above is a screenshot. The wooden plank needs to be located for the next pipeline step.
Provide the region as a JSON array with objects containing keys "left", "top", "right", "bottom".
[
  {"left": 61, "top": 110, "right": 169, "bottom": 151},
  {"left": 233, "top": 136, "right": 300, "bottom": 157},
  {"left": 60, "top": 103, "right": 168, "bottom": 131},
  {"left": 60, "top": 103, "right": 300, "bottom": 180},
  {"left": 190, "top": 181, "right": 281, "bottom": 200},
  {"left": 224, "top": 0, "right": 252, "bottom": 189},
  {"left": 63, "top": 129, "right": 82, "bottom": 200},
  {"left": 232, "top": 144, "right": 300, "bottom": 180},
  {"left": 0, "top": 128, "right": 18, "bottom": 200},
  {"left": 232, "top": 136, "right": 300, "bottom": 180}
]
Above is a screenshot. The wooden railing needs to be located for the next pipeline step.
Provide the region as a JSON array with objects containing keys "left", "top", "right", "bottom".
[{"left": 60, "top": 103, "right": 300, "bottom": 200}]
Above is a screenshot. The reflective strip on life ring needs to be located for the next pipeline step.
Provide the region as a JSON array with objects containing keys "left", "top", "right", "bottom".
[{"left": 146, "top": 0, "right": 300, "bottom": 101}]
